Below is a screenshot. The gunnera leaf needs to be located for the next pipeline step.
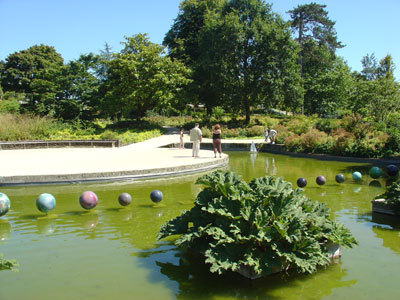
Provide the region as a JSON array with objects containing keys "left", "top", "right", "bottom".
[{"left": 158, "top": 170, "right": 357, "bottom": 278}]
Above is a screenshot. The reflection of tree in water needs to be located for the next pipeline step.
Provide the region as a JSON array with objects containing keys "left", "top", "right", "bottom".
[
  {"left": 134, "top": 246, "right": 356, "bottom": 300},
  {"left": 371, "top": 213, "right": 400, "bottom": 254}
]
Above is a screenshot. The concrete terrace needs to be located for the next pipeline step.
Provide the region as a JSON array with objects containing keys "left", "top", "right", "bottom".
[{"left": 0, "top": 128, "right": 240, "bottom": 186}]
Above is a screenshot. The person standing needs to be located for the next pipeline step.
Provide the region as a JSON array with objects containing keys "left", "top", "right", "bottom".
[
  {"left": 179, "top": 127, "right": 184, "bottom": 149},
  {"left": 212, "top": 124, "right": 222, "bottom": 158},
  {"left": 190, "top": 123, "right": 202, "bottom": 157}
]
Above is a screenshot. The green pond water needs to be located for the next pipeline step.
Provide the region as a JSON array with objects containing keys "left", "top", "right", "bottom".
[{"left": 1, "top": 151, "right": 400, "bottom": 300}]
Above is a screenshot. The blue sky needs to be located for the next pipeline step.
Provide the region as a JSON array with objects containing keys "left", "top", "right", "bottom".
[{"left": 1, "top": 0, "right": 399, "bottom": 79}]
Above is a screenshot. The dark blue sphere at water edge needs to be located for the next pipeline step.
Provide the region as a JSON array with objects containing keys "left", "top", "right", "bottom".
[
  {"left": 386, "top": 164, "right": 399, "bottom": 177},
  {"left": 316, "top": 175, "right": 326, "bottom": 186},
  {"left": 150, "top": 190, "right": 163, "bottom": 203},
  {"left": 297, "top": 178, "right": 307, "bottom": 188},
  {"left": 335, "top": 173, "right": 345, "bottom": 183}
]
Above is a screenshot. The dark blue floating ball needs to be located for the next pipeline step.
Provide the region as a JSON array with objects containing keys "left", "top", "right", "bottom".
[
  {"left": 118, "top": 192, "right": 132, "bottom": 206},
  {"left": 316, "top": 175, "right": 326, "bottom": 186},
  {"left": 335, "top": 173, "right": 345, "bottom": 183},
  {"left": 296, "top": 178, "right": 307, "bottom": 188},
  {"left": 150, "top": 190, "right": 163, "bottom": 203},
  {"left": 387, "top": 164, "right": 399, "bottom": 177}
]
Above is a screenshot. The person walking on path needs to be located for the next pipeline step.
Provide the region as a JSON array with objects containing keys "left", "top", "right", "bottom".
[
  {"left": 179, "top": 127, "right": 184, "bottom": 149},
  {"left": 190, "top": 123, "right": 202, "bottom": 157},
  {"left": 212, "top": 124, "right": 222, "bottom": 158}
]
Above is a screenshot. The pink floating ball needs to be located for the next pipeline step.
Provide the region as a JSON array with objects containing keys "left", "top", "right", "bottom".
[{"left": 79, "top": 191, "right": 98, "bottom": 210}]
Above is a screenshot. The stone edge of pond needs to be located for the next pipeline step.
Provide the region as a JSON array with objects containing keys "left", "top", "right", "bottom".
[
  {"left": 192, "top": 142, "right": 400, "bottom": 166},
  {"left": 0, "top": 156, "right": 229, "bottom": 186}
]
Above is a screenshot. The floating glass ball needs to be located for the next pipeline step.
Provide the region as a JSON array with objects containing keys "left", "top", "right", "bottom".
[
  {"left": 0, "top": 192, "right": 11, "bottom": 217},
  {"left": 316, "top": 175, "right": 326, "bottom": 186},
  {"left": 369, "top": 167, "right": 382, "bottom": 179},
  {"left": 118, "top": 192, "right": 132, "bottom": 206},
  {"left": 79, "top": 191, "right": 98, "bottom": 210},
  {"left": 335, "top": 173, "right": 345, "bottom": 183},
  {"left": 36, "top": 193, "right": 56, "bottom": 213},
  {"left": 352, "top": 171, "right": 362, "bottom": 181},
  {"left": 296, "top": 178, "right": 307, "bottom": 188},
  {"left": 386, "top": 164, "right": 399, "bottom": 177},
  {"left": 150, "top": 190, "right": 163, "bottom": 203}
]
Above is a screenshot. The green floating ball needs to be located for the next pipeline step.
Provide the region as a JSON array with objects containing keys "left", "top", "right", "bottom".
[
  {"left": 352, "top": 171, "right": 362, "bottom": 182},
  {"left": 0, "top": 192, "right": 11, "bottom": 217},
  {"left": 369, "top": 167, "right": 382, "bottom": 179},
  {"left": 36, "top": 193, "right": 56, "bottom": 213}
]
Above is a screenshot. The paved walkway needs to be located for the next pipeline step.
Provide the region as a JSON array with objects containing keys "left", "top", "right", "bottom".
[{"left": 0, "top": 128, "right": 239, "bottom": 185}]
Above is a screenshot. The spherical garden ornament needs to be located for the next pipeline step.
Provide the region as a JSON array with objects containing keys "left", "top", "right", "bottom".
[
  {"left": 0, "top": 192, "right": 11, "bottom": 217},
  {"left": 296, "top": 178, "right": 307, "bottom": 188},
  {"left": 335, "top": 173, "right": 345, "bottom": 183},
  {"left": 352, "top": 171, "right": 362, "bottom": 182},
  {"left": 79, "top": 191, "right": 98, "bottom": 210},
  {"left": 316, "top": 175, "right": 326, "bottom": 186},
  {"left": 150, "top": 190, "right": 163, "bottom": 203},
  {"left": 369, "top": 167, "right": 382, "bottom": 179},
  {"left": 36, "top": 193, "right": 56, "bottom": 213},
  {"left": 386, "top": 164, "right": 399, "bottom": 177},
  {"left": 118, "top": 192, "right": 132, "bottom": 207}
]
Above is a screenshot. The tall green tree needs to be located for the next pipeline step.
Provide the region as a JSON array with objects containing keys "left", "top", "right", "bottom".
[
  {"left": 164, "top": 0, "right": 226, "bottom": 113},
  {"left": 103, "top": 34, "right": 191, "bottom": 122},
  {"left": 198, "top": 0, "right": 302, "bottom": 122},
  {"left": 352, "top": 54, "right": 400, "bottom": 123},
  {"left": 1, "top": 45, "right": 64, "bottom": 115},
  {"left": 289, "top": 3, "right": 343, "bottom": 115},
  {"left": 58, "top": 53, "right": 101, "bottom": 120}
]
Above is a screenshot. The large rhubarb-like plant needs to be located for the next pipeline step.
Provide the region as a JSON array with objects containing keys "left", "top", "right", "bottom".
[{"left": 158, "top": 170, "right": 357, "bottom": 277}]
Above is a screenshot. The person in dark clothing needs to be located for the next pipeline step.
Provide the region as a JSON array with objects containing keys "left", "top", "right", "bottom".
[{"left": 212, "top": 124, "right": 222, "bottom": 158}]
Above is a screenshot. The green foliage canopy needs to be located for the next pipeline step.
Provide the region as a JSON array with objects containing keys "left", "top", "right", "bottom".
[
  {"left": 158, "top": 170, "right": 357, "bottom": 277},
  {"left": 103, "top": 34, "right": 191, "bottom": 121}
]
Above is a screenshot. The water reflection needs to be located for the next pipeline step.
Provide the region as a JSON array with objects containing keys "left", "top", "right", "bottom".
[
  {"left": 265, "top": 157, "right": 277, "bottom": 176},
  {"left": 36, "top": 217, "right": 57, "bottom": 235},
  {"left": 149, "top": 248, "right": 357, "bottom": 300},
  {"left": 0, "top": 221, "right": 11, "bottom": 241}
]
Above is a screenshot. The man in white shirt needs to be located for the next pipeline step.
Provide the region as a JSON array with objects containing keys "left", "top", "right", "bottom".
[{"left": 190, "top": 123, "right": 202, "bottom": 157}]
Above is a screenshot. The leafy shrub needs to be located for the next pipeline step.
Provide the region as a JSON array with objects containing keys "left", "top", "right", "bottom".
[
  {"left": 223, "top": 128, "right": 240, "bottom": 138},
  {"left": 315, "top": 118, "right": 340, "bottom": 134},
  {"left": 284, "top": 134, "right": 304, "bottom": 152},
  {"left": 286, "top": 116, "right": 316, "bottom": 135},
  {"left": 0, "top": 254, "right": 18, "bottom": 271},
  {"left": 100, "top": 130, "right": 119, "bottom": 140},
  {"left": 0, "top": 114, "right": 60, "bottom": 141},
  {"left": 158, "top": 171, "right": 357, "bottom": 277},
  {"left": 201, "top": 127, "right": 211, "bottom": 138},
  {"left": 0, "top": 99, "right": 20, "bottom": 114},
  {"left": 246, "top": 125, "right": 265, "bottom": 137},
  {"left": 375, "top": 178, "right": 400, "bottom": 213},
  {"left": 300, "top": 129, "right": 333, "bottom": 153},
  {"left": 211, "top": 107, "right": 225, "bottom": 121}
]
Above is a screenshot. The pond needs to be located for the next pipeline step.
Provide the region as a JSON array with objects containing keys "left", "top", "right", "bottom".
[{"left": 0, "top": 151, "right": 399, "bottom": 300}]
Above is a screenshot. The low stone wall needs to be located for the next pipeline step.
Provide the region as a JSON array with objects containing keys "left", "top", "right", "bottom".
[{"left": 0, "top": 139, "right": 121, "bottom": 150}]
